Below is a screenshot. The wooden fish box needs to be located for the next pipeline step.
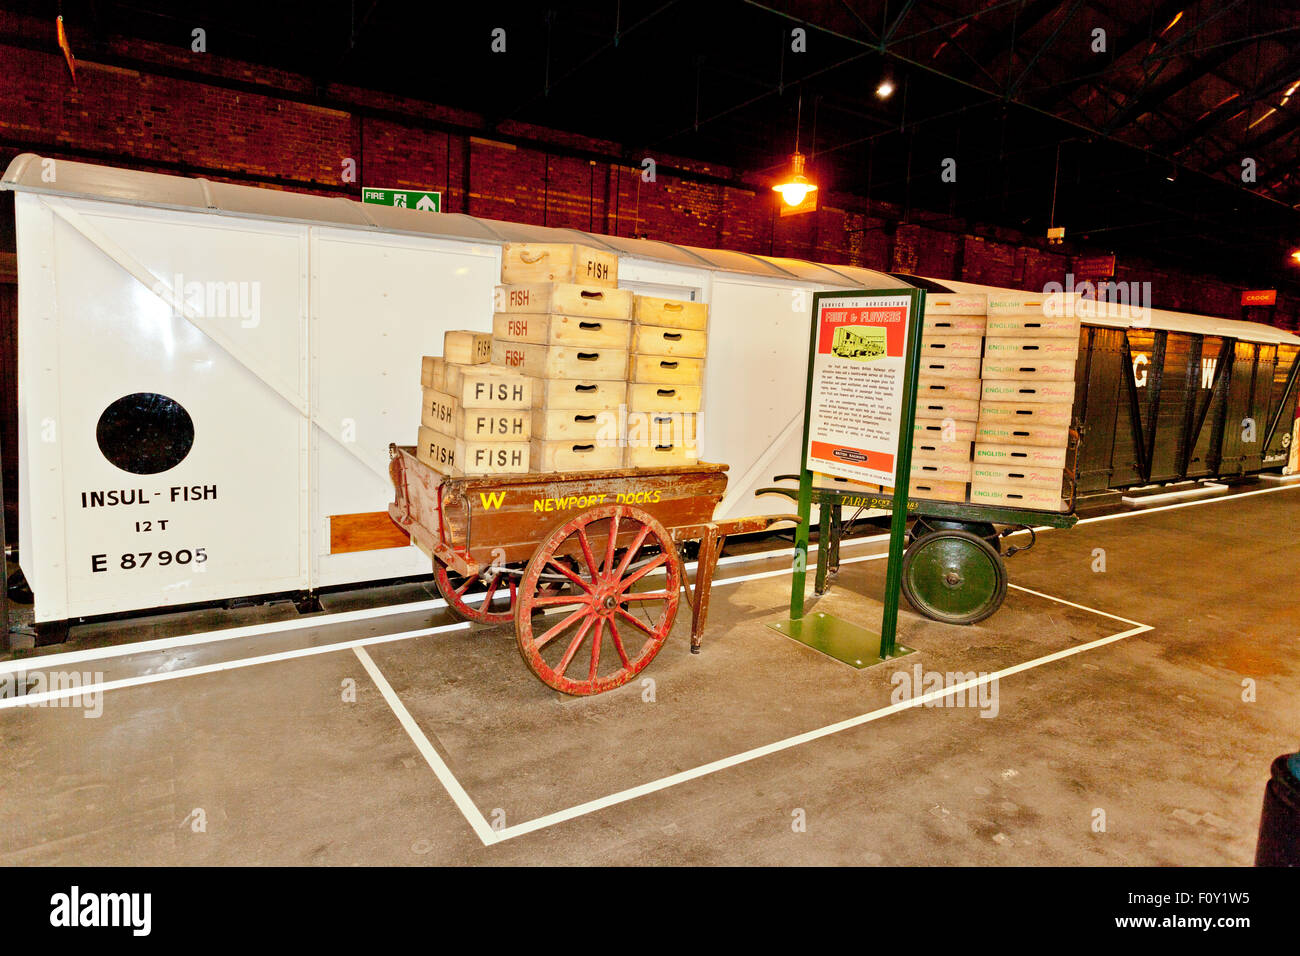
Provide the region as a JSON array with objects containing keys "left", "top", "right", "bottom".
[
  {"left": 531, "top": 408, "right": 615, "bottom": 441},
  {"left": 422, "top": 389, "right": 531, "bottom": 440},
  {"left": 971, "top": 462, "right": 1065, "bottom": 491},
  {"left": 916, "top": 396, "right": 979, "bottom": 422},
  {"left": 633, "top": 295, "right": 709, "bottom": 330},
  {"left": 980, "top": 379, "right": 1075, "bottom": 404},
  {"left": 923, "top": 293, "right": 988, "bottom": 315},
  {"left": 627, "top": 410, "right": 698, "bottom": 449},
  {"left": 968, "top": 480, "right": 1065, "bottom": 511},
  {"left": 982, "top": 337, "right": 1079, "bottom": 361},
  {"left": 908, "top": 478, "right": 967, "bottom": 503},
  {"left": 910, "top": 458, "right": 972, "bottom": 483},
  {"left": 444, "top": 330, "right": 493, "bottom": 366},
  {"left": 443, "top": 364, "right": 534, "bottom": 409},
  {"left": 626, "top": 443, "right": 700, "bottom": 469},
  {"left": 538, "top": 379, "right": 627, "bottom": 410},
  {"left": 980, "top": 357, "right": 1076, "bottom": 382},
  {"left": 417, "top": 425, "right": 530, "bottom": 475},
  {"left": 628, "top": 354, "right": 704, "bottom": 386},
  {"left": 501, "top": 243, "right": 618, "bottom": 287},
  {"left": 913, "top": 439, "right": 973, "bottom": 462},
  {"left": 497, "top": 283, "right": 633, "bottom": 320},
  {"left": 918, "top": 376, "right": 982, "bottom": 402},
  {"left": 492, "top": 313, "right": 631, "bottom": 350},
  {"left": 984, "top": 313, "right": 1082, "bottom": 337},
  {"left": 421, "top": 355, "right": 445, "bottom": 390},
  {"left": 973, "top": 442, "right": 1068, "bottom": 469},
  {"left": 491, "top": 341, "right": 628, "bottom": 381},
  {"left": 975, "top": 422, "right": 1069, "bottom": 447},
  {"left": 531, "top": 439, "right": 623, "bottom": 473},
  {"left": 917, "top": 356, "right": 981, "bottom": 379},
  {"left": 914, "top": 417, "right": 978, "bottom": 444},
  {"left": 985, "top": 291, "right": 1078, "bottom": 317},
  {"left": 627, "top": 383, "right": 702, "bottom": 412},
  {"left": 632, "top": 325, "right": 708, "bottom": 358},
  {"left": 922, "top": 313, "right": 986, "bottom": 335},
  {"left": 977, "top": 401, "right": 1072, "bottom": 427},
  {"left": 919, "top": 334, "right": 983, "bottom": 360}
]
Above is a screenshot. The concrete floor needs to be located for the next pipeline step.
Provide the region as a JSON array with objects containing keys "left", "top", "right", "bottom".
[{"left": 1, "top": 481, "right": 1296, "bottom": 865}]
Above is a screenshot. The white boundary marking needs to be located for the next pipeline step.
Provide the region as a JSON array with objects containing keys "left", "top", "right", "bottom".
[
  {"left": 4, "top": 479, "right": 1292, "bottom": 682},
  {"left": 353, "top": 646, "right": 500, "bottom": 846},
  {"left": 0, "top": 622, "right": 468, "bottom": 709},
  {"left": 0, "top": 528, "right": 881, "bottom": 676},
  {"left": 486, "top": 622, "right": 1153, "bottom": 843}
]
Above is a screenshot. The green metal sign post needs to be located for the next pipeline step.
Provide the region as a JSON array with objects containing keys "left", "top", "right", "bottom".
[
  {"left": 361, "top": 187, "right": 442, "bottom": 212},
  {"left": 773, "top": 287, "right": 925, "bottom": 665}
]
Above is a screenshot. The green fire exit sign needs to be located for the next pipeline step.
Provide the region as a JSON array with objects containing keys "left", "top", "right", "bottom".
[{"left": 362, "top": 187, "right": 441, "bottom": 212}]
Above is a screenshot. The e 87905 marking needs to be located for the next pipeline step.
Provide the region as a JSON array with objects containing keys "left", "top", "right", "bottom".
[{"left": 91, "top": 548, "right": 209, "bottom": 572}]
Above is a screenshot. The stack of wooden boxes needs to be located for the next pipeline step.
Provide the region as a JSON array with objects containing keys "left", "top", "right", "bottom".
[
  {"left": 417, "top": 330, "right": 534, "bottom": 475},
  {"left": 627, "top": 295, "right": 708, "bottom": 467},
  {"left": 909, "top": 293, "right": 988, "bottom": 502},
  {"left": 970, "top": 292, "right": 1080, "bottom": 511},
  {"left": 492, "top": 243, "right": 632, "bottom": 472}
]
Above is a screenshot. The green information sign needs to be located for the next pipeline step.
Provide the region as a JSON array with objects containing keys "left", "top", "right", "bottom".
[
  {"left": 362, "top": 187, "right": 442, "bottom": 212},
  {"left": 770, "top": 287, "right": 926, "bottom": 664}
]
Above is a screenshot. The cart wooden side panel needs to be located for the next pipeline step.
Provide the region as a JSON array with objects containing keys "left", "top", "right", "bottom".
[{"left": 389, "top": 446, "right": 728, "bottom": 571}]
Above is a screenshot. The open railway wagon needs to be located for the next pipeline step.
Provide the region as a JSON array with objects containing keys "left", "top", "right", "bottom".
[
  {"left": 387, "top": 446, "right": 796, "bottom": 695},
  {"left": 3, "top": 155, "right": 1297, "bottom": 641}
]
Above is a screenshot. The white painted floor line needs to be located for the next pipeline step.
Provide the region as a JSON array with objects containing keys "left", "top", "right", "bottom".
[
  {"left": 1076, "top": 480, "right": 1299, "bottom": 523},
  {"left": 1006, "top": 584, "right": 1147, "bottom": 628},
  {"left": 353, "top": 646, "right": 500, "bottom": 846},
  {"left": 7, "top": 479, "right": 1292, "bottom": 677},
  {"left": 0, "top": 596, "right": 449, "bottom": 676},
  {"left": 0, "top": 621, "right": 470, "bottom": 710},
  {"left": 488, "top": 620, "right": 1154, "bottom": 844},
  {"left": 0, "top": 529, "right": 880, "bottom": 677}
]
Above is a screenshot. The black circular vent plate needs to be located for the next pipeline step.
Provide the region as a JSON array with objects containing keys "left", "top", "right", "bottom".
[{"left": 96, "top": 393, "right": 195, "bottom": 475}]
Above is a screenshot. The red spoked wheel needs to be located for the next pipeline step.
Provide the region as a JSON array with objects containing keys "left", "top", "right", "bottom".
[
  {"left": 515, "top": 505, "right": 681, "bottom": 695},
  {"left": 434, "top": 561, "right": 519, "bottom": 624}
]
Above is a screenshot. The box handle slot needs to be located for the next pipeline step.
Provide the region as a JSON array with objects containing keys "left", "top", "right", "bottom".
[
  {"left": 578, "top": 321, "right": 602, "bottom": 330},
  {"left": 574, "top": 384, "right": 597, "bottom": 393},
  {"left": 574, "top": 414, "right": 596, "bottom": 423},
  {"left": 577, "top": 352, "right": 600, "bottom": 361},
  {"left": 518, "top": 250, "right": 550, "bottom": 264},
  {"left": 663, "top": 332, "right": 682, "bottom": 341},
  {"left": 579, "top": 290, "right": 605, "bottom": 300},
  {"left": 660, "top": 360, "right": 679, "bottom": 369},
  {"left": 655, "top": 388, "right": 677, "bottom": 397}
]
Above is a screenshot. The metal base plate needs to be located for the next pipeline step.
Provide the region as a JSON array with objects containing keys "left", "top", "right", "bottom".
[{"left": 768, "top": 612, "right": 915, "bottom": 668}]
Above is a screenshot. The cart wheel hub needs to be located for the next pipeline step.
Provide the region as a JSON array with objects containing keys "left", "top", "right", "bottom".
[
  {"left": 944, "top": 571, "right": 962, "bottom": 587},
  {"left": 601, "top": 595, "right": 618, "bottom": 612}
]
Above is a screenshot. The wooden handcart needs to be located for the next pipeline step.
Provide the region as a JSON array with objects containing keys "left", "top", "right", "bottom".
[{"left": 388, "top": 445, "right": 798, "bottom": 695}]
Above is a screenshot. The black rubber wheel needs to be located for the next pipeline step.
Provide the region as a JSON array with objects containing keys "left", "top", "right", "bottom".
[{"left": 901, "top": 529, "right": 1007, "bottom": 625}]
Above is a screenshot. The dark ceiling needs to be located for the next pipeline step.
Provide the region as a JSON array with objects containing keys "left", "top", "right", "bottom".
[{"left": 12, "top": 0, "right": 1300, "bottom": 286}]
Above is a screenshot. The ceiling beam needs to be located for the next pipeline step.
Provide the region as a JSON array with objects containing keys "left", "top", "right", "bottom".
[
  {"left": 1102, "top": 45, "right": 1240, "bottom": 134},
  {"left": 1162, "top": 47, "right": 1300, "bottom": 155}
]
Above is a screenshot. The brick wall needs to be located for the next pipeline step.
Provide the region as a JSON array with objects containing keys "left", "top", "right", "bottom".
[{"left": 0, "top": 9, "right": 1296, "bottom": 330}]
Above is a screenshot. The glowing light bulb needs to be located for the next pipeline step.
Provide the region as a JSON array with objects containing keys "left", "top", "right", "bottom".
[{"left": 772, "top": 152, "right": 818, "bottom": 207}]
